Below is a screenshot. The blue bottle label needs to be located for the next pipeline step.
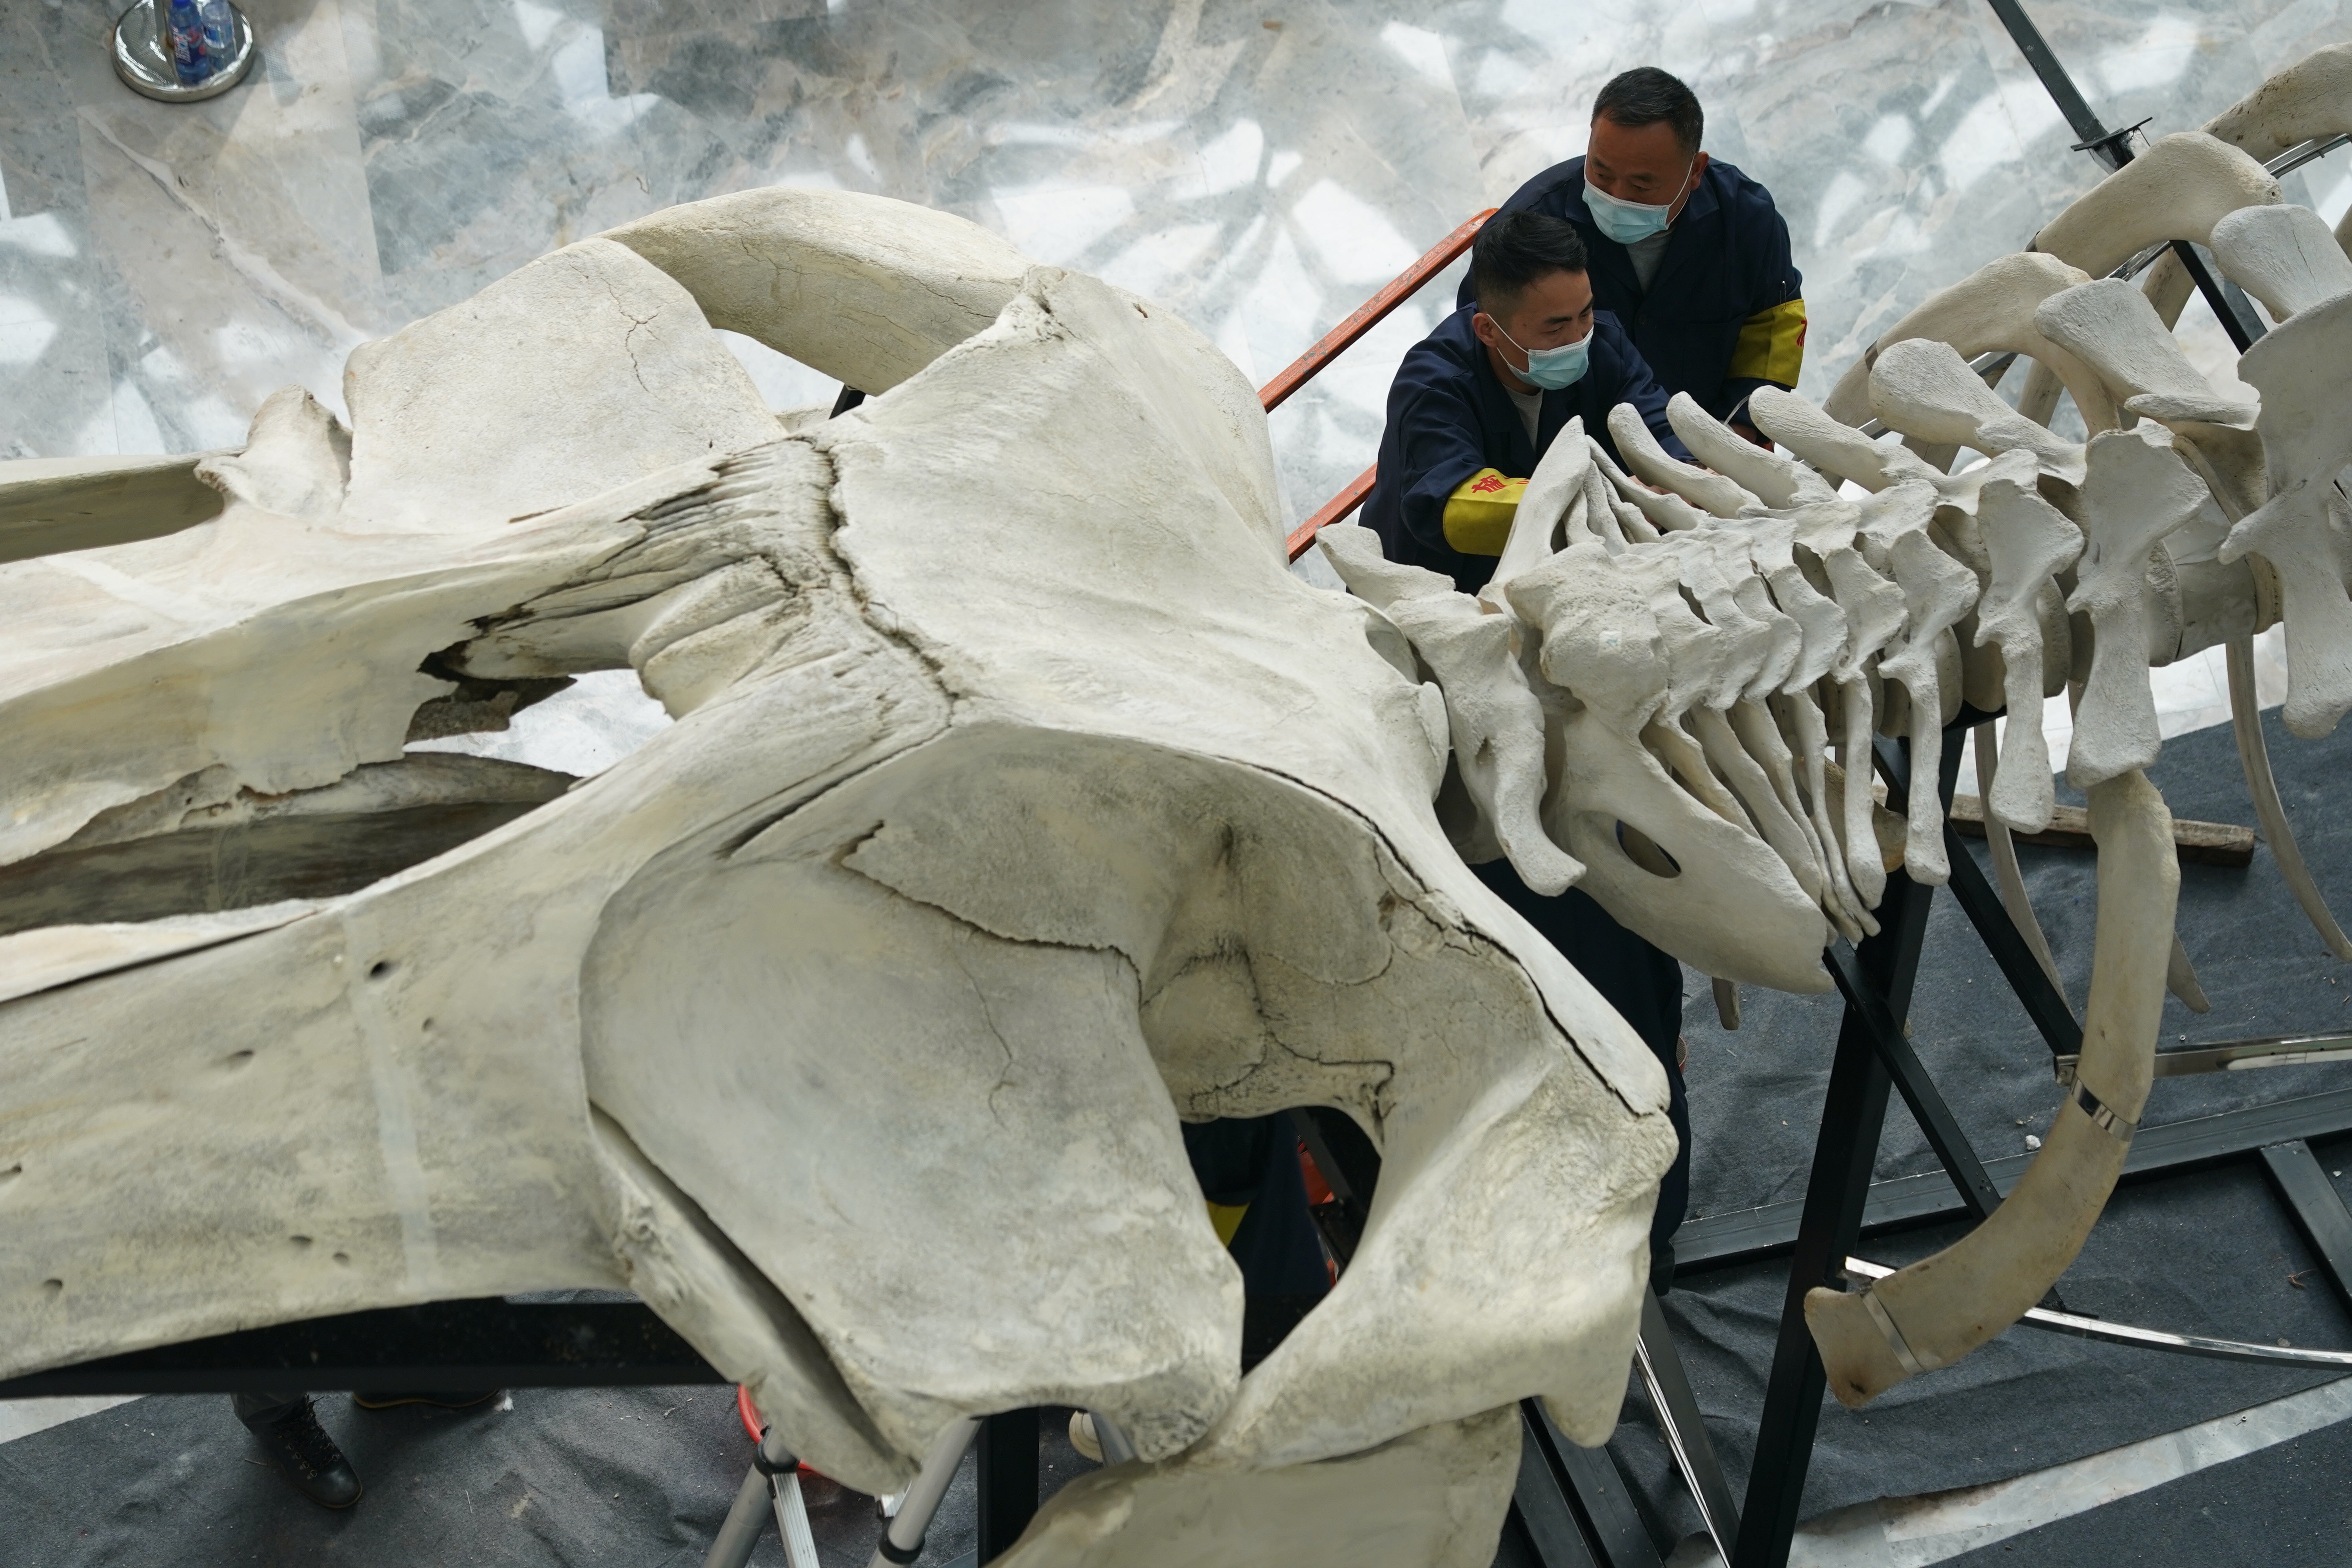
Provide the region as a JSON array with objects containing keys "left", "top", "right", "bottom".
[
  {"left": 168, "top": 0, "right": 210, "bottom": 83},
  {"left": 197, "top": 0, "right": 234, "bottom": 60}
]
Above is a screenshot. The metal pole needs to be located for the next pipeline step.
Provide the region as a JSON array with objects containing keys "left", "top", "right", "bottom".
[
  {"left": 1635, "top": 1292, "right": 1742, "bottom": 1564},
  {"left": 1978, "top": 0, "right": 2261, "bottom": 351},
  {"left": 704, "top": 1425, "right": 800, "bottom": 1568},
  {"left": 111, "top": 0, "right": 258, "bottom": 103},
  {"left": 1087, "top": 1411, "right": 1140, "bottom": 1466},
  {"left": 1978, "top": 0, "right": 2129, "bottom": 166},
  {"left": 768, "top": 1465, "right": 823, "bottom": 1568},
  {"left": 1731, "top": 733, "right": 1958, "bottom": 1568},
  {"left": 975, "top": 1408, "right": 1040, "bottom": 1563},
  {"left": 866, "top": 1416, "right": 982, "bottom": 1568}
]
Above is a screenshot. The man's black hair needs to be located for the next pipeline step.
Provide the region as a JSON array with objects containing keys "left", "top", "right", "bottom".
[
  {"left": 1470, "top": 210, "right": 1588, "bottom": 321},
  {"left": 1592, "top": 66, "right": 1704, "bottom": 155}
]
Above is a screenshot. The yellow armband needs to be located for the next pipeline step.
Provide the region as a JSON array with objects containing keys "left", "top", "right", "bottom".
[
  {"left": 1440, "top": 468, "right": 1526, "bottom": 556},
  {"left": 1727, "top": 297, "right": 1807, "bottom": 387}
]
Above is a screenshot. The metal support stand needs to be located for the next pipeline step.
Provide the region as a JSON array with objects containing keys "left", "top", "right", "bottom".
[
  {"left": 865, "top": 1416, "right": 982, "bottom": 1568},
  {"left": 1520, "top": 1396, "right": 1662, "bottom": 1568},
  {"left": 1719, "top": 15, "right": 2352, "bottom": 1559},
  {"left": 705, "top": 1423, "right": 820, "bottom": 1568},
  {"left": 1723, "top": 711, "right": 2352, "bottom": 1566},
  {"left": 2258, "top": 1141, "right": 2352, "bottom": 1313},
  {"left": 1980, "top": 0, "right": 2263, "bottom": 353},
  {"left": 111, "top": 0, "right": 257, "bottom": 103},
  {"left": 1731, "top": 732, "right": 1951, "bottom": 1568}
]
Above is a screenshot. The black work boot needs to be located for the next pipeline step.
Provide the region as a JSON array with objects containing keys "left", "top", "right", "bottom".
[
  {"left": 351, "top": 1390, "right": 500, "bottom": 1411},
  {"left": 248, "top": 1398, "right": 363, "bottom": 1510}
]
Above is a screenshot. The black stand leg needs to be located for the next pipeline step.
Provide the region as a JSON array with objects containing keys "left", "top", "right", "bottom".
[
  {"left": 2259, "top": 1140, "right": 2352, "bottom": 1309},
  {"left": 1731, "top": 737, "right": 1952, "bottom": 1568},
  {"left": 975, "top": 1408, "right": 1038, "bottom": 1563},
  {"left": 1823, "top": 943, "right": 2004, "bottom": 1225},
  {"left": 1938, "top": 823, "right": 2082, "bottom": 1058}
]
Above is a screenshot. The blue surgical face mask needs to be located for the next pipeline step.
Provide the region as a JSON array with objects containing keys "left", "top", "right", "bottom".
[
  {"left": 1584, "top": 159, "right": 1694, "bottom": 245},
  {"left": 1494, "top": 320, "right": 1590, "bottom": 390}
]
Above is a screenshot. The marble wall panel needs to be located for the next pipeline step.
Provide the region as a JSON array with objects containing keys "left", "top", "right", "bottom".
[
  {"left": 33, "top": 0, "right": 384, "bottom": 450},
  {"left": 3, "top": 0, "right": 2348, "bottom": 510},
  {"left": 0, "top": 2, "right": 111, "bottom": 460}
]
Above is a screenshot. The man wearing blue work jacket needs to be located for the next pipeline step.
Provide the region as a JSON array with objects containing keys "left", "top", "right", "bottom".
[
  {"left": 1365, "top": 209, "right": 1689, "bottom": 594},
  {"left": 1363, "top": 208, "right": 1691, "bottom": 1292},
  {"left": 1462, "top": 66, "right": 1805, "bottom": 443}
]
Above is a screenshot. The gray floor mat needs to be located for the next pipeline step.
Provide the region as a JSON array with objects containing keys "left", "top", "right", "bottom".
[{"left": 0, "top": 1384, "right": 1103, "bottom": 1567}]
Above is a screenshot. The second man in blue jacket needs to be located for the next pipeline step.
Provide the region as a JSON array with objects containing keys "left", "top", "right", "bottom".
[{"left": 1461, "top": 66, "right": 1806, "bottom": 441}]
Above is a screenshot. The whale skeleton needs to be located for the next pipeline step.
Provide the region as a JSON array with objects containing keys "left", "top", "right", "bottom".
[{"left": 4, "top": 47, "right": 2352, "bottom": 1565}]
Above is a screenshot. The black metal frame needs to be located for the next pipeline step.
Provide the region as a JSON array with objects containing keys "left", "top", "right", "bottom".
[
  {"left": 1719, "top": 712, "right": 2352, "bottom": 1565},
  {"left": 15, "top": 712, "right": 2347, "bottom": 1568},
  {"left": 1711, "top": 9, "right": 2338, "bottom": 1561},
  {"left": 1729, "top": 726, "right": 1960, "bottom": 1565},
  {"left": 0, "top": 1297, "right": 1052, "bottom": 1564},
  {"left": 975, "top": 1407, "right": 1041, "bottom": 1559}
]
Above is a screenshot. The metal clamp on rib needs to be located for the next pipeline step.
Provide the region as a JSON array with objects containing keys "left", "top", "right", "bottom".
[
  {"left": 1859, "top": 1285, "right": 1929, "bottom": 1377},
  {"left": 2072, "top": 1080, "right": 2137, "bottom": 1143}
]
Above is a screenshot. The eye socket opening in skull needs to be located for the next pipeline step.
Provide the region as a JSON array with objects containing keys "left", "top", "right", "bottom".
[{"left": 1615, "top": 820, "right": 1683, "bottom": 878}]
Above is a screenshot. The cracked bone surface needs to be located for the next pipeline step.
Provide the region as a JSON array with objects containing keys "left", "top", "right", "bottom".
[
  {"left": 1807, "top": 771, "right": 2176, "bottom": 1407},
  {"left": 2209, "top": 202, "right": 2352, "bottom": 323},
  {"left": 600, "top": 184, "right": 1034, "bottom": 395},
  {"left": 1818, "top": 252, "right": 2114, "bottom": 434},
  {"left": 0, "top": 189, "right": 1690, "bottom": 1561},
  {"left": 10, "top": 43, "right": 2352, "bottom": 1531}
]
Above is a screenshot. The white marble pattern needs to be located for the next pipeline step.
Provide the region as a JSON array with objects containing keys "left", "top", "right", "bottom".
[
  {"left": 3, "top": 4, "right": 2342, "bottom": 780},
  {"left": 8, "top": 0, "right": 2347, "bottom": 496}
]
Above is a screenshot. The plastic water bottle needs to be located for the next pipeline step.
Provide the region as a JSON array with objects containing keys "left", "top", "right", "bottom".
[
  {"left": 166, "top": 0, "right": 209, "bottom": 84},
  {"left": 196, "top": 0, "right": 236, "bottom": 73}
]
